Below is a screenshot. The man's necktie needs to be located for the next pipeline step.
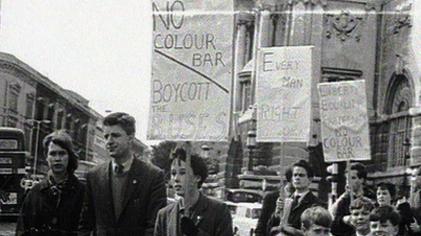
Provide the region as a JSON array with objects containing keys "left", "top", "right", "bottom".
[
  {"left": 115, "top": 164, "right": 124, "bottom": 175},
  {"left": 291, "top": 195, "right": 300, "bottom": 209}
]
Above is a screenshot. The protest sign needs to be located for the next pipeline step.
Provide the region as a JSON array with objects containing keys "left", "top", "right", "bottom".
[
  {"left": 318, "top": 80, "right": 371, "bottom": 162},
  {"left": 256, "top": 46, "right": 313, "bottom": 142},
  {"left": 148, "top": 0, "right": 234, "bottom": 141}
]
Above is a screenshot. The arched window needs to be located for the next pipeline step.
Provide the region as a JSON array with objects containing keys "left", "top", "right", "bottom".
[{"left": 384, "top": 74, "right": 412, "bottom": 169}]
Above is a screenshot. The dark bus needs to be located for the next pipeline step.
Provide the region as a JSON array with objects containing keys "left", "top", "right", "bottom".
[{"left": 0, "top": 127, "right": 28, "bottom": 216}]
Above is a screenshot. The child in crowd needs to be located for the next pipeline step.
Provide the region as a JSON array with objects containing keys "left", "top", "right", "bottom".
[
  {"left": 369, "top": 205, "right": 401, "bottom": 236},
  {"left": 300, "top": 206, "right": 332, "bottom": 236},
  {"left": 349, "top": 197, "right": 374, "bottom": 236}
]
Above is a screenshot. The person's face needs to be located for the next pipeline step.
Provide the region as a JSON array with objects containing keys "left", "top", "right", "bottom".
[
  {"left": 303, "top": 224, "right": 330, "bottom": 236},
  {"left": 292, "top": 166, "right": 311, "bottom": 191},
  {"left": 411, "top": 168, "right": 421, "bottom": 189},
  {"left": 350, "top": 208, "right": 370, "bottom": 232},
  {"left": 346, "top": 170, "right": 363, "bottom": 192},
  {"left": 377, "top": 188, "right": 392, "bottom": 206},
  {"left": 104, "top": 125, "right": 132, "bottom": 159},
  {"left": 370, "top": 220, "right": 398, "bottom": 236},
  {"left": 170, "top": 159, "right": 200, "bottom": 197},
  {"left": 47, "top": 142, "right": 69, "bottom": 175}
]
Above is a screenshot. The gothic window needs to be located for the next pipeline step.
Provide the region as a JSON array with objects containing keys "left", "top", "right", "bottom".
[{"left": 385, "top": 75, "right": 412, "bottom": 169}]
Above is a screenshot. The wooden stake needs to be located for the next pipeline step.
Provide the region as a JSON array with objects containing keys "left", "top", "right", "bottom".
[{"left": 346, "top": 159, "right": 354, "bottom": 203}]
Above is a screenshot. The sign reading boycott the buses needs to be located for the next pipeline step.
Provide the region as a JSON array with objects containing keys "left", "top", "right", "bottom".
[
  {"left": 318, "top": 80, "right": 371, "bottom": 162},
  {"left": 148, "top": 0, "right": 234, "bottom": 141},
  {"left": 256, "top": 46, "right": 313, "bottom": 142}
]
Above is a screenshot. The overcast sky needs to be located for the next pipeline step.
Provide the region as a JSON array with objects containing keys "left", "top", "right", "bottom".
[
  {"left": 0, "top": 0, "right": 156, "bottom": 144},
  {"left": 2, "top": 1, "right": 421, "bottom": 146}
]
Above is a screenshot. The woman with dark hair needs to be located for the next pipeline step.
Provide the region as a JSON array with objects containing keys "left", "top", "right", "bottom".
[{"left": 16, "top": 130, "right": 85, "bottom": 236}]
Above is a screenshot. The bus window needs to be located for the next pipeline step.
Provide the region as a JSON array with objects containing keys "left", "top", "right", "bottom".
[{"left": 0, "top": 139, "right": 18, "bottom": 150}]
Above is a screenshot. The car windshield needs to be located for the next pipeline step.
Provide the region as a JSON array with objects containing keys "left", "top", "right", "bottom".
[{"left": 235, "top": 205, "right": 262, "bottom": 219}]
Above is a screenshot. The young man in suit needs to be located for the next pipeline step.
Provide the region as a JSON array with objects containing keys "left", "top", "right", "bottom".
[
  {"left": 257, "top": 160, "right": 325, "bottom": 236},
  {"left": 255, "top": 168, "right": 294, "bottom": 236},
  {"left": 79, "top": 112, "right": 167, "bottom": 236}
]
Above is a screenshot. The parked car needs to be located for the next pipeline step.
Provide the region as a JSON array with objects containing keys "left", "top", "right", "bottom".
[
  {"left": 225, "top": 201, "right": 262, "bottom": 236},
  {"left": 225, "top": 188, "right": 263, "bottom": 203}
]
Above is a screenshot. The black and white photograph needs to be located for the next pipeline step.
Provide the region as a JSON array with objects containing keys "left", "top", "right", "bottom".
[{"left": 1, "top": 0, "right": 421, "bottom": 235}]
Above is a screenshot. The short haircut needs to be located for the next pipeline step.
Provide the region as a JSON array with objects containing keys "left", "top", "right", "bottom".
[
  {"left": 377, "top": 182, "right": 396, "bottom": 200},
  {"left": 348, "top": 162, "right": 367, "bottom": 179},
  {"left": 103, "top": 112, "right": 135, "bottom": 136},
  {"left": 350, "top": 197, "right": 374, "bottom": 212},
  {"left": 43, "top": 130, "right": 78, "bottom": 175},
  {"left": 171, "top": 148, "right": 208, "bottom": 188},
  {"left": 301, "top": 206, "right": 332, "bottom": 231},
  {"left": 292, "top": 160, "right": 314, "bottom": 178},
  {"left": 369, "top": 205, "right": 401, "bottom": 226}
]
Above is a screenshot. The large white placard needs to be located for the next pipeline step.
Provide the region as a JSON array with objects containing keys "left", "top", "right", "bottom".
[
  {"left": 256, "top": 46, "right": 313, "bottom": 142},
  {"left": 318, "top": 80, "right": 371, "bottom": 162},
  {"left": 148, "top": 0, "right": 234, "bottom": 141}
]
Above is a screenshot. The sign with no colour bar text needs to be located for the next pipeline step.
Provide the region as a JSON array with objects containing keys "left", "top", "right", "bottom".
[
  {"left": 318, "top": 80, "right": 371, "bottom": 162},
  {"left": 148, "top": 0, "right": 234, "bottom": 141}
]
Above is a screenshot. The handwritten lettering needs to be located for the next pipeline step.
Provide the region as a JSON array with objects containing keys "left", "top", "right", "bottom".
[
  {"left": 149, "top": 112, "right": 227, "bottom": 140},
  {"left": 152, "top": 0, "right": 185, "bottom": 30},
  {"left": 154, "top": 33, "right": 216, "bottom": 50},
  {"left": 262, "top": 52, "right": 300, "bottom": 72},
  {"left": 152, "top": 80, "right": 211, "bottom": 104}
]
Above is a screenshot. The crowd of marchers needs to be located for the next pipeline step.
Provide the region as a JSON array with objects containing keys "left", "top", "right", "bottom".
[
  {"left": 11, "top": 112, "right": 421, "bottom": 236},
  {"left": 255, "top": 161, "right": 421, "bottom": 236}
]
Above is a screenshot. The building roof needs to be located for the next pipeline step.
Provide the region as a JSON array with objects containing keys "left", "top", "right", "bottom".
[{"left": 0, "top": 52, "right": 95, "bottom": 118}]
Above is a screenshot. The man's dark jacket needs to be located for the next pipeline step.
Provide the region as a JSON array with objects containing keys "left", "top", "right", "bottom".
[
  {"left": 16, "top": 174, "right": 85, "bottom": 236},
  {"left": 255, "top": 191, "right": 279, "bottom": 236},
  {"left": 78, "top": 158, "right": 167, "bottom": 236},
  {"left": 255, "top": 191, "right": 325, "bottom": 236}
]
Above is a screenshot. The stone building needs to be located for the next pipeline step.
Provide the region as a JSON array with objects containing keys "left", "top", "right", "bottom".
[
  {"left": 225, "top": 0, "right": 421, "bottom": 198},
  {"left": 0, "top": 52, "right": 101, "bottom": 174}
]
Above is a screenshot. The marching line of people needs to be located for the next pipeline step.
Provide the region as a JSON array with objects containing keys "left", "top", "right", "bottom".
[{"left": 12, "top": 111, "right": 421, "bottom": 236}]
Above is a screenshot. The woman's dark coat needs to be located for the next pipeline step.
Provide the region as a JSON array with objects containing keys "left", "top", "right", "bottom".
[{"left": 16, "top": 174, "right": 85, "bottom": 236}]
